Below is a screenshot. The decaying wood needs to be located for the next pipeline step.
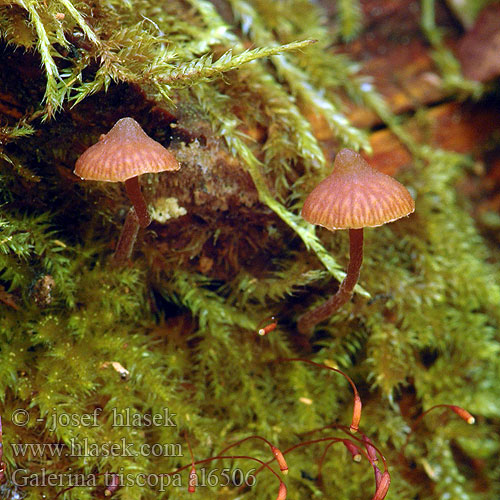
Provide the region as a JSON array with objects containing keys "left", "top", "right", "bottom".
[{"left": 367, "top": 102, "right": 500, "bottom": 174}]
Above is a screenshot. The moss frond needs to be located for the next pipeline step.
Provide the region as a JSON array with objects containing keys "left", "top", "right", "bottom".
[
  {"left": 421, "top": 0, "right": 483, "bottom": 98},
  {"left": 15, "top": 0, "right": 64, "bottom": 117},
  {"left": 154, "top": 39, "right": 316, "bottom": 89},
  {"left": 0, "top": 211, "right": 77, "bottom": 306},
  {"left": 58, "top": 0, "right": 100, "bottom": 47},
  {"left": 230, "top": 261, "right": 327, "bottom": 308},
  {"left": 337, "top": 0, "right": 363, "bottom": 42},
  {"left": 229, "top": 0, "right": 369, "bottom": 151},
  {"left": 0, "top": 121, "right": 36, "bottom": 143}
]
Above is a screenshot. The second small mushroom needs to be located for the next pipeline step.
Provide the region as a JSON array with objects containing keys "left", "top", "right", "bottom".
[
  {"left": 297, "top": 148, "right": 415, "bottom": 335},
  {"left": 74, "top": 117, "right": 179, "bottom": 262}
]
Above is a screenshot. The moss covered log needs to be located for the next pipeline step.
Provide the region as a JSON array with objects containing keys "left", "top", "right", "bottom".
[{"left": 1, "top": 1, "right": 500, "bottom": 499}]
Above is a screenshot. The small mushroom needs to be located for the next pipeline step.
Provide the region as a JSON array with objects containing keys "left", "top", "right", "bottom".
[
  {"left": 74, "top": 117, "right": 179, "bottom": 261},
  {"left": 297, "top": 148, "right": 415, "bottom": 335},
  {"left": 75, "top": 117, "right": 179, "bottom": 227}
]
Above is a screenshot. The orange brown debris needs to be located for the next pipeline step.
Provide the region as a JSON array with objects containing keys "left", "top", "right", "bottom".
[
  {"left": 366, "top": 102, "right": 500, "bottom": 176},
  {"left": 0, "top": 285, "right": 19, "bottom": 310}
]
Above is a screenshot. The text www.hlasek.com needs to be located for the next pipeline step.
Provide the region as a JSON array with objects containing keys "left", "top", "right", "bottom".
[{"left": 10, "top": 438, "right": 183, "bottom": 458}]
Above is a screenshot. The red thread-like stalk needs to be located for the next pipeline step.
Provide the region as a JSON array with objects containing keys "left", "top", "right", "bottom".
[
  {"left": 218, "top": 435, "right": 288, "bottom": 475},
  {"left": 277, "top": 358, "right": 362, "bottom": 433},
  {"left": 401, "top": 404, "right": 475, "bottom": 455}
]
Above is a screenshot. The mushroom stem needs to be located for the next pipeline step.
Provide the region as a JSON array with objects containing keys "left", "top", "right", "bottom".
[
  {"left": 298, "top": 228, "right": 364, "bottom": 335},
  {"left": 125, "top": 176, "right": 151, "bottom": 228},
  {"left": 113, "top": 208, "right": 140, "bottom": 264}
]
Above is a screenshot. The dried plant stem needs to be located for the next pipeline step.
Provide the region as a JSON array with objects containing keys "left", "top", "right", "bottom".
[{"left": 298, "top": 228, "right": 364, "bottom": 334}]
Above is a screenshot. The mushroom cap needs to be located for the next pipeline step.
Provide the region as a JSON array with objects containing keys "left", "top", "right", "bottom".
[
  {"left": 74, "top": 117, "right": 179, "bottom": 182},
  {"left": 301, "top": 149, "right": 415, "bottom": 230}
]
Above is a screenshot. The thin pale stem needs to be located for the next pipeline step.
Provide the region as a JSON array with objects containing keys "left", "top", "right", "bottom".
[
  {"left": 125, "top": 176, "right": 151, "bottom": 228},
  {"left": 298, "top": 228, "right": 364, "bottom": 335},
  {"left": 113, "top": 208, "right": 140, "bottom": 264}
]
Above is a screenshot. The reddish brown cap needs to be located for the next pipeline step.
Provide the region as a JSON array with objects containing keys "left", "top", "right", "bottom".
[
  {"left": 74, "top": 117, "right": 179, "bottom": 182},
  {"left": 302, "top": 149, "right": 415, "bottom": 230}
]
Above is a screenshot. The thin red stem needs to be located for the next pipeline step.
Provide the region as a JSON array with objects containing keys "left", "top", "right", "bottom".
[
  {"left": 125, "top": 176, "right": 151, "bottom": 228},
  {"left": 298, "top": 228, "right": 364, "bottom": 335},
  {"left": 184, "top": 431, "right": 197, "bottom": 492},
  {"left": 217, "top": 435, "right": 287, "bottom": 473},
  {"left": 316, "top": 439, "right": 345, "bottom": 481},
  {"left": 253, "top": 437, "right": 373, "bottom": 479},
  {"left": 218, "top": 435, "right": 274, "bottom": 456},
  {"left": 300, "top": 424, "right": 388, "bottom": 471},
  {"left": 185, "top": 431, "right": 195, "bottom": 465},
  {"left": 277, "top": 358, "right": 362, "bottom": 432},
  {"left": 401, "top": 404, "right": 475, "bottom": 455},
  {"left": 163, "top": 454, "right": 285, "bottom": 495}
]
